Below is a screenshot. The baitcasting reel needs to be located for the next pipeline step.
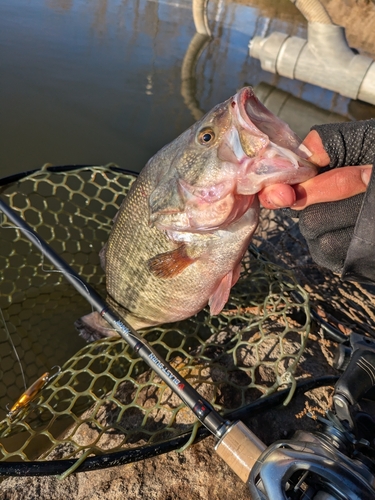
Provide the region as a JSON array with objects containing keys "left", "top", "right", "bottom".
[{"left": 248, "top": 332, "right": 375, "bottom": 499}]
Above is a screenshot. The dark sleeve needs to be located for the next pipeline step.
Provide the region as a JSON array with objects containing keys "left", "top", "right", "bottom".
[{"left": 342, "top": 163, "right": 375, "bottom": 283}]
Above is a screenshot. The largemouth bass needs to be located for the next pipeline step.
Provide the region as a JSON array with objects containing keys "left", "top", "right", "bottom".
[{"left": 76, "top": 87, "right": 317, "bottom": 340}]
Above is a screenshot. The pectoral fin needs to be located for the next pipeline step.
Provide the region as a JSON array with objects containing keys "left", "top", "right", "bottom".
[
  {"left": 148, "top": 244, "right": 195, "bottom": 279},
  {"left": 208, "top": 271, "right": 233, "bottom": 315}
]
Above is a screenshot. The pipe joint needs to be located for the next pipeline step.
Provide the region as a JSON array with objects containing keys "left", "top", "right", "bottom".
[{"left": 249, "top": 23, "right": 375, "bottom": 105}]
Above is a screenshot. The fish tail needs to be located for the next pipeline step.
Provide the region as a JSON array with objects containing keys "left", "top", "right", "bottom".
[
  {"left": 74, "top": 311, "right": 118, "bottom": 342},
  {"left": 74, "top": 296, "right": 153, "bottom": 342}
]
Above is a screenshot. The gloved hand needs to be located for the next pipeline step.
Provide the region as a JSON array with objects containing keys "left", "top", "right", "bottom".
[
  {"left": 290, "top": 192, "right": 364, "bottom": 273},
  {"left": 309, "top": 119, "right": 375, "bottom": 169},
  {"left": 258, "top": 119, "right": 375, "bottom": 274},
  {"left": 293, "top": 120, "right": 375, "bottom": 273}
]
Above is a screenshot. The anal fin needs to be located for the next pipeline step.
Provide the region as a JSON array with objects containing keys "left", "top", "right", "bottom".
[{"left": 208, "top": 271, "right": 233, "bottom": 316}]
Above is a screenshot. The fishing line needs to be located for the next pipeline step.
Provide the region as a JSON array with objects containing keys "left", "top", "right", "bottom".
[
  {"left": 0, "top": 210, "right": 102, "bottom": 404},
  {"left": 0, "top": 214, "right": 29, "bottom": 388},
  {"left": 0, "top": 307, "right": 27, "bottom": 393}
]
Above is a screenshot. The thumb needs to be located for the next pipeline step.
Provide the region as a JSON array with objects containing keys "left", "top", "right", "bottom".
[{"left": 302, "top": 130, "right": 330, "bottom": 167}]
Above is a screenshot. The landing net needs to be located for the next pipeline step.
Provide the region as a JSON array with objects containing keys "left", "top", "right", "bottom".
[{"left": 0, "top": 164, "right": 372, "bottom": 475}]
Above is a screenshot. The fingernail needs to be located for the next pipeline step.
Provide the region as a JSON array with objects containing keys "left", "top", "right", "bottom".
[
  {"left": 361, "top": 167, "right": 372, "bottom": 186},
  {"left": 296, "top": 144, "right": 312, "bottom": 158},
  {"left": 269, "top": 190, "right": 296, "bottom": 208},
  {"left": 266, "top": 194, "right": 283, "bottom": 208}
]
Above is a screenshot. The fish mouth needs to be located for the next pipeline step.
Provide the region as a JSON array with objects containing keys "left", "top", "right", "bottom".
[
  {"left": 230, "top": 87, "right": 270, "bottom": 157},
  {"left": 235, "top": 86, "right": 299, "bottom": 150},
  {"left": 236, "top": 86, "right": 279, "bottom": 139},
  {"left": 235, "top": 86, "right": 311, "bottom": 159},
  {"left": 237, "top": 87, "right": 265, "bottom": 126},
  {"left": 238, "top": 87, "right": 262, "bottom": 124},
  {"left": 232, "top": 87, "right": 317, "bottom": 194}
]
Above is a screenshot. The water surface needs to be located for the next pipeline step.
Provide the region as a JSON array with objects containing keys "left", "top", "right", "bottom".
[{"left": 1, "top": 0, "right": 367, "bottom": 178}]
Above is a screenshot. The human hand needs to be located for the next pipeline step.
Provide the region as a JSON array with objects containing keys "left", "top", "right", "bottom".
[
  {"left": 258, "top": 130, "right": 372, "bottom": 210},
  {"left": 258, "top": 120, "right": 375, "bottom": 275}
]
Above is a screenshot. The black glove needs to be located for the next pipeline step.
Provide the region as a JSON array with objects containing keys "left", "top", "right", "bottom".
[{"left": 289, "top": 119, "right": 375, "bottom": 275}]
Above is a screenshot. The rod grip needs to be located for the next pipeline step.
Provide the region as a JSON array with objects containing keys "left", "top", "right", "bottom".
[{"left": 215, "top": 421, "right": 266, "bottom": 483}]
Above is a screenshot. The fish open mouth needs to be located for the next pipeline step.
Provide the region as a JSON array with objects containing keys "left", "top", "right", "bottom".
[
  {"left": 229, "top": 87, "right": 270, "bottom": 158},
  {"left": 235, "top": 86, "right": 310, "bottom": 158},
  {"left": 232, "top": 86, "right": 317, "bottom": 195},
  {"left": 236, "top": 86, "right": 274, "bottom": 139}
]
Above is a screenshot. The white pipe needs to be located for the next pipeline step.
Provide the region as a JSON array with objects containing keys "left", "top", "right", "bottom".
[{"left": 249, "top": 22, "right": 375, "bottom": 105}]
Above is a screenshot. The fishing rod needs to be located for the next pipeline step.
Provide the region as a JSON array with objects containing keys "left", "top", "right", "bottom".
[
  {"left": 2, "top": 195, "right": 375, "bottom": 499},
  {"left": 0, "top": 197, "right": 265, "bottom": 484}
]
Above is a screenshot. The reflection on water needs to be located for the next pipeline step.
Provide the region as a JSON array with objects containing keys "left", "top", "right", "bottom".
[{"left": 2, "top": 0, "right": 374, "bottom": 178}]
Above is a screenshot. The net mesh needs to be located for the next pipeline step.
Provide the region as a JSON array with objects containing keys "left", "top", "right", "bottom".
[
  {"left": 254, "top": 209, "right": 375, "bottom": 338},
  {"left": 0, "top": 164, "right": 374, "bottom": 473}
]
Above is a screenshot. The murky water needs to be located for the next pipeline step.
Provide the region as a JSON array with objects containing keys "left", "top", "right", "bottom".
[{"left": 0, "top": 0, "right": 374, "bottom": 422}]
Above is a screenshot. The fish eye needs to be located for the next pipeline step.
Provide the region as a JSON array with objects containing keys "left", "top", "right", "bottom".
[{"left": 198, "top": 128, "right": 215, "bottom": 145}]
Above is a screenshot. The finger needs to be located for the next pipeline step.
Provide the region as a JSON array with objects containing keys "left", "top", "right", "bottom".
[
  {"left": 292, "top": 165, "right": 372, "bottom": 209},
  {"left": 258, "top": 184, "right": 296, "bottom": 209},
  {"left": 302, "top": 130, "right": 330, "bottom": 166}
]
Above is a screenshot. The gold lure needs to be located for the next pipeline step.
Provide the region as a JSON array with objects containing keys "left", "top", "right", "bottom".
[{"left": 7, "top": 366, "right": 60, "bottom": 418}]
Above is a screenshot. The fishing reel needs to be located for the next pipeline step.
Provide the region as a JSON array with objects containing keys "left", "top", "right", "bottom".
[{"left": 248, "top": 332, "right": 375, "bottom": 500}]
